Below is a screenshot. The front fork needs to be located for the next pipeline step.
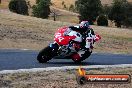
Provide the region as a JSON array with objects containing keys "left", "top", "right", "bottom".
[{"left": 49, "top": 43, "right": 59, "bottom": 56}]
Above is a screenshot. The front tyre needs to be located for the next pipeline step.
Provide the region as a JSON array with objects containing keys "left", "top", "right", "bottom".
[{"left": 37, "top": 46, "right": 53, "bottom": 63}]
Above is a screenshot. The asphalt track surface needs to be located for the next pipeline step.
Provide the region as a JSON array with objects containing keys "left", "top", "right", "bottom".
[{"left": 0, "top": 49, "right": 132, "bottom": 71}]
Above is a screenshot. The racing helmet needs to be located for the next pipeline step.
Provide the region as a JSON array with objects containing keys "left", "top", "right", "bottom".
[{"left": 79, "top": 21, "right": 89, "bottom": 29}]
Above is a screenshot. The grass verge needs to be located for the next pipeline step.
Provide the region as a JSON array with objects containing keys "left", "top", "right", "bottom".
[{"left": 0, "top": 67, "right": 132, "bottom": 88}]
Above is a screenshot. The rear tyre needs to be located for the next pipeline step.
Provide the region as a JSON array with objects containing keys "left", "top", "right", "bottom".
[{"left": 37, "top": 46, "right": 53, "bottom": 63}]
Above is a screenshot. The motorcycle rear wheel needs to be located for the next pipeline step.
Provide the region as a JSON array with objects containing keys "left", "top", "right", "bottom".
[
  {"left": 37, "top": 46, "right": 53, "bottom": 63},
  {"left": 72, "top": 51, "right": 92, "bottom": 63}
]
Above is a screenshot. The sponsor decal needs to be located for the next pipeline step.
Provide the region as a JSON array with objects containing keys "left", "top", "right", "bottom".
[{"left": 76, "top": 67, "right": 131, "bottom": 85}]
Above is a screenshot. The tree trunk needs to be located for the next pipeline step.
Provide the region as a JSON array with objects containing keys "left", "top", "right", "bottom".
[
  {"left": 116, "top": 21, "right": 121, "bottom": 28},
  {"left": 0, "top": 0, "right": 1, "bottom": 4},
  {"left": 53, "top": 12, "right": 56, "bottom": 21}
]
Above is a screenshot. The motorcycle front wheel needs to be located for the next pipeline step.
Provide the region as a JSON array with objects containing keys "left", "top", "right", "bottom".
[{"left": 37, "top": 46, "right": 54, "bottom": 63}]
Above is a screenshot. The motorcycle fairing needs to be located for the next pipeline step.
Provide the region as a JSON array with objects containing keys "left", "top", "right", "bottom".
[{"left": 54, "top": 27, "right": 77, "bottom": 45}]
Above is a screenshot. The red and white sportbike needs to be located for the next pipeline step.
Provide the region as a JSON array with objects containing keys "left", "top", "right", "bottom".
[{"left": 37, "top": 27, "right": 101, "bottom": 63}]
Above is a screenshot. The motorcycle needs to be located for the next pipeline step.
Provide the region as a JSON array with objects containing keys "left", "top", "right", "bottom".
[{"left": 37, "top": 26, "right": 101, "bottom": 63}]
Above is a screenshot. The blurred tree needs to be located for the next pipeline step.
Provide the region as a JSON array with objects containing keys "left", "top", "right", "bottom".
[
  {"left": 36, "top": 0, "right": 40, "bottom": 4},
  {"left": 108, "top": 0, "right": 128, "bottom": 27},
  {"left": 9, "top": 0, "right": 28, "bottom": 15},
  {"left": 69, "top": 4, "right": 75, "bottom": 12},
  {"left": 62, "top": 1, "right": 65, "bottom": 6},
  {"left": 75, "top": 0, "right": 102, "bottom": 24},
  {"left": 32, "top": 0, "right": 51, "bottom": 19},
  {"left": 97, "top": 15, "right": 108, "bottom": 26},
  {"left": 51, "top": 8, "right": 57, "bottom": 21},
  {"left": 123, "top": 3, "right": 132, "bottom": 27},
  {"left": 102, "top": 4, "right": 111, "bottom": 15}
]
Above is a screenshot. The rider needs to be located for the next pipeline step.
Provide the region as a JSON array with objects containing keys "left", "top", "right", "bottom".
[
  {"left": 69, "top": 21, "right": 95, "bottom": 50},
  {"left": 68, "top": 21, "right": 96, "bottom": 61}
]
